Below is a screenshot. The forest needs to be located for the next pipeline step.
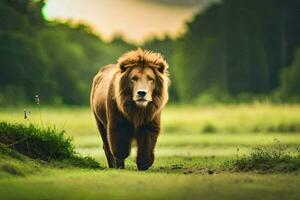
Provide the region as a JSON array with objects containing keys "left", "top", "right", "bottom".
[{"left": 1, "top": 0, "right": 300, "bottom": 105}]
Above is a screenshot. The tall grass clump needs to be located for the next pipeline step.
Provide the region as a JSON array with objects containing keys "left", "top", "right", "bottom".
[
  {"left": 0, "top": 122, "right": 100, "bottom": 169},
  {"left": 201, "top": 123, "right": 217, "bottom": 134},
  {"left": 232, "top": 139, "right": 300, "bottom": 172}
]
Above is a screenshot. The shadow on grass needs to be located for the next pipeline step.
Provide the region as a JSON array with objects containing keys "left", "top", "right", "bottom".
[
  {"left": 107, "top": 144, "right": 300, "bottom": 174},
  {"left": 105, "top": 156, "right": 227, "bottom": 175}
]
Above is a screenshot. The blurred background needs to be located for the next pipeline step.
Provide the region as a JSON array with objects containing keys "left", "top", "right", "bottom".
[
  {"left": 2, "top": 0, "right": 300, "bottom": 145},
  {"left": 1, "top": 0, "right": 300, "bottom": 106},
  {"left": 1, "top": 2, "right": 300, "bottom": 198}
]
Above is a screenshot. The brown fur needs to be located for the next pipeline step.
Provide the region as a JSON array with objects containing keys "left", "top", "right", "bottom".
[{"left": 90, "top": 48, "right": 170, "bottom": 170}]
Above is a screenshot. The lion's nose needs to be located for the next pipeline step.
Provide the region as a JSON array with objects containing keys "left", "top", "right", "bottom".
[{"left": 137, "top": 90, "right": 147, "bottom": 98}]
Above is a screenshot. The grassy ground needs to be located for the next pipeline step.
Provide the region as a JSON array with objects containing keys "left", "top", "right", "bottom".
[
  {"left": 0, "top": 104, "right": 300, "bottom": 200},
  {"left": 1, "top": 170, "right": 300, "bottom": 200}
]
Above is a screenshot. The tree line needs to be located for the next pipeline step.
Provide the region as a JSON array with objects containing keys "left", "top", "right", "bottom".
[
  {"left": 145, "top": 0, "right": 300, "bottom": 103},
  {"left": 0, "top": 0, "right": 300, "bottom": 106},
  {"left": 0, "top": 0, "right": 134, "bottom": 105}
]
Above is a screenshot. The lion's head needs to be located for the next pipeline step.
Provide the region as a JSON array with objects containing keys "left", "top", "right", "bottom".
[
  {"left": 129, "top": 66, "right": 156, "bottom": 107},
  {"left": 113, "top": 48, "right": 170, "bottom": 127}
]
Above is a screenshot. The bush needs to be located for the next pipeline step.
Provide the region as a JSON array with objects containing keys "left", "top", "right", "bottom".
[
  {"left": 231, "top": 140, "right": 300, "bottom": 172},
  {"left": 0, "top": 122, "right": 74, "bottom": 160},
  {"left": 201, "top": 123, "right": 217, "bottom": 134},
  {"left": 0, "top": 122, "right": 100, "bottom": 169}
]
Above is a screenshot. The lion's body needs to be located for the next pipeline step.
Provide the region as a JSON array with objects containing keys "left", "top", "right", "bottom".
[
  {"left": 90, "top": 49, "right": 169, "bottom": 170},
  {"left": 91, "top": 64, "right": 116, "bottom": 127}
]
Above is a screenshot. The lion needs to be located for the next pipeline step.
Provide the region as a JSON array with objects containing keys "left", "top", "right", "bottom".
[{"left": 90, "top": 48, "right": 170, "bottom": 170}]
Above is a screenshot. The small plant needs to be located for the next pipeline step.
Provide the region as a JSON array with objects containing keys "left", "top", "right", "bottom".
[
  {"left": 231, "top": 139, "right": 300, "bottom": 172},
  {"left": 35, "top": 94, "right": 44, "bottom": 128},
  {"left": 201, "top": 123, "right": 217, "bottom": 134}
]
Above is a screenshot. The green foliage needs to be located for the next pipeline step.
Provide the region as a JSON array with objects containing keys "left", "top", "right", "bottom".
[
  {"left": 277, "top": 48, "right": 300, "bottom": 101},
  {"left": 172, "top": 0, "right": 300, "bottom": 102},
  {"left": 61, "top": 156, "right": 101, "bottom": 169},
  {"left": 0, "top": 86, "right": 27, "bottom": 106},
  {"left": 193, "top": 87, "right": 232, "bottom": 105},
  {"left": 1, "top": 0, "right": 300, "bottom": 105},
  {"left": 0, "top": 122, "right": 100, "bottom": 169},
  {"left": 0, "top": 0, "right": 134, "bottom": 106},
  {"left": 232, "top": 140, "right": 300, "bottom": 172},
  {"left": 201, "top": 123, "right": 217, "bottom": 134},
  {"left": 0, "top": 122, "right": 75, "bottom": 160},
  {"left": 0, "top": 143, "right": 25, "bottom": 160}
]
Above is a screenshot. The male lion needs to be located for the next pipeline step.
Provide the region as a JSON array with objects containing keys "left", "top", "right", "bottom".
[{"left": 90, "top": 48, "right": 170, "bottom": 170}]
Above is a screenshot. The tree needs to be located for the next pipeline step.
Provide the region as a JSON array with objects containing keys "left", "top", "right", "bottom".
[{"left": 172, "top": 0, "right": 300, "bottom": 101}]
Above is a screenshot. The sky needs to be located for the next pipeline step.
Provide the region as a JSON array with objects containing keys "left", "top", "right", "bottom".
[{"left": 44, "top": 0, "right": 217, "bottom": 43}]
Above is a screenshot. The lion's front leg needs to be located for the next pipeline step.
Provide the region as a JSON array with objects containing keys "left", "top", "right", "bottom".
[
  {"left": 136, "top": 122, "right": 160, "bottom": 171},
  {"left": 108, "top": 123, "right": 132, "bottom": 169}
]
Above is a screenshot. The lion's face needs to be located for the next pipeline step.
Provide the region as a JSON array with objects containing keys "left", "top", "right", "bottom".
[
  {"left": 115, "top": 49, "right": 169, "bottom": 121},
  {"left": 129, "top": 67, "right": 156, "bottom": 107}
]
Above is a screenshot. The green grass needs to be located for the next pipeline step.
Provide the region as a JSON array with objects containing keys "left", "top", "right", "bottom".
[
  {"left": 0, "top": 143, "right": 42, "bottom": 178},
  {"left": 164, "top": 104, "right": 300, "bottom": 134},
  {"left": 0, "top": 104, "right": 300, "bottom": 200},
  {"left": 231, "top": 140, "right": 300, "bottom": 172},
  {"left": 1, "top": 170, "right": 300, "bottom": 200},
  {"left": 2, "top": 104, "right": 300, "bottom": 136},
  {"left": 0, "top": 122, "right": 100, "bottom": 172},
  {"left": 0, "top": 122, "right": 75, "bottom": 160}
]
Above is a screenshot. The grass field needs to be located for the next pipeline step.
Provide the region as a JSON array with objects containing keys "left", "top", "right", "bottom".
[{"left": 1, "top": 104, "right": 300, "bottom": 200}]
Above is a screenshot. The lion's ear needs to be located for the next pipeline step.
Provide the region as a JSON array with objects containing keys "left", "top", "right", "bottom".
[
  {"left": 118, "top": 62, "right": 127, "bottom": 72},
  {"left": 158, "top": 62, "right": 168, "bottom": 74}
]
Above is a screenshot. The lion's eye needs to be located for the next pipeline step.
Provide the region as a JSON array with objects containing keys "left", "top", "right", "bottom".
[
  {"left": 147, "top": 76, "right": 154, "bottom": 82},
  {"left": 131, "top": 76, "right": 138, "bottom": 81}
]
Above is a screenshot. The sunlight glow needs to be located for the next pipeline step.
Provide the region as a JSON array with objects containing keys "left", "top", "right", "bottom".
[{"left": 43, "top": 0, "right": 207, "bottom": 43}]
